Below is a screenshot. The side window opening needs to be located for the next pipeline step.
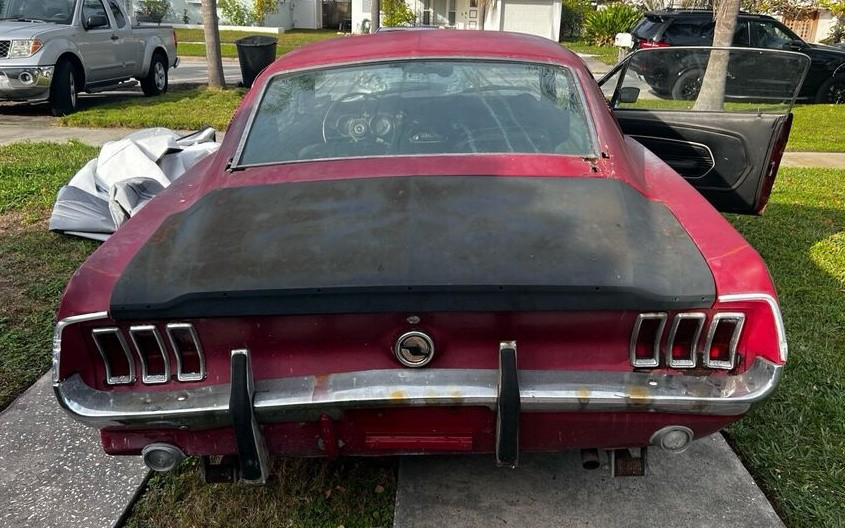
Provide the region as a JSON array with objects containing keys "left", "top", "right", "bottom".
[
  {"left": 662, "top": 18, "right": 714, "bottom": 46},
  {"left": 81, "top": 0, "right": 110, "bottom": 29},
  {"left": 107, "top": 0, "right": 126, "bottom": 28}
]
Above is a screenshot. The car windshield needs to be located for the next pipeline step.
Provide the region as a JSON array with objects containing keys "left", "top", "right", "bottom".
[
  {"left": 0, "top": 0, "right": 77, "bottom": 24},
  {"left": 237, "top": 60, "right": 596, "bottom": 166}
]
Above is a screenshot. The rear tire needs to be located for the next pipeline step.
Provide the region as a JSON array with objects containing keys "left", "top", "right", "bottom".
[
  {"left": 48, "top": 60, "right": 79, "bottom": 117},
  {"left": 141, "top": 53, "right": 168, "bottom": 96},
  {"left": 815, "top": 76, "right": 845, "bottom": 104},
  {"left": 671, "top": 69, "right": 704, "bottom": 101}
]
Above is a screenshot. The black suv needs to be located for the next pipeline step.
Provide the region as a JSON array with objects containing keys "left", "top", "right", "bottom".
[{"left": 631, "top": 9, "right": 845, "bottom": 103}]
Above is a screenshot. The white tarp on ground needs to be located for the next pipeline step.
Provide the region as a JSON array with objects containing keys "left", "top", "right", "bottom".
[{"left": 49, "top": 128, "right": 219, "bottom": 241}]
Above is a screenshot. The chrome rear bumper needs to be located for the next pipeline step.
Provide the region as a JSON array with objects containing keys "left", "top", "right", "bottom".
[{"left": 55, "top": 357, "right": 782, "bottom": 430}]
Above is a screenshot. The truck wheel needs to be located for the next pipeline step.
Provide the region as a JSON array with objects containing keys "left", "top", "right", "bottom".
[
  {"left": 141, "top": 53, "right": 168, "bottom": 96},
  {"left": 49, "top": 60, "right": 79, "bottom": 117},
  {"left": 815, "top": 76, "right": 845, "bottom": 104},
  {"left": 671, "top": 69, "right": 704, "bottom": 101}
]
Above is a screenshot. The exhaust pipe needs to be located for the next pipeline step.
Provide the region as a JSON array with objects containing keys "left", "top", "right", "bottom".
[
  {"left": 580, "top": 448, "right": 600, "bottom": 470},
  {"left": 141, "top": 443, "right": 185, "bottom": 472}
]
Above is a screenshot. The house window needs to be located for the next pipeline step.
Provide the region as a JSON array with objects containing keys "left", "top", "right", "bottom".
[
  {"left": 423, "top": 0, "right": 431, "bottom": 25},
  {"left": 448, "top": 0, "right": 455, "bottom": 25}
]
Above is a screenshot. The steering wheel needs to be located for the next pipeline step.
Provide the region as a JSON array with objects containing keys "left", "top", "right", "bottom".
[{"left": 322, "top": 91, "right": 380, "bottom": 143}]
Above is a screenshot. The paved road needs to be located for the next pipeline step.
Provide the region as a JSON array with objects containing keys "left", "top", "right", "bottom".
[{"left": 172, "top": 57, "right": 243, "bottom": 85}]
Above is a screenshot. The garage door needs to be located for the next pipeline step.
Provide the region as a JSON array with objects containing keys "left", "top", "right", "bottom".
[{"left": 501, "top": 0, "right": 554, "bottom": 40}]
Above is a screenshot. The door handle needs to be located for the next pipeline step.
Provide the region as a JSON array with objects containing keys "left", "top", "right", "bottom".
[{"left": 110, "top": 34, "right": 119, "bottom": 40}]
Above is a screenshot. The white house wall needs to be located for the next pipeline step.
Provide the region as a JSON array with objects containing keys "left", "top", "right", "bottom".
[
  {"left": 137, "top": 0, "right": 316, "bottom": 29},
  {"left": 351, "top": 0, "right": 561, "bottom": 40}
]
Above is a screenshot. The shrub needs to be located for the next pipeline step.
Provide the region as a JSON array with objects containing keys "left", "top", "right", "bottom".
[
  {"left": 253, "top": 0, "right": 279, "bottom": 25},
  {"left": 219, "top": 0, "right": 254, "bottom": 26},
  {"left": 560, "top": 0, "right": 592, "bottom": 40},
  {"left": 584, "top": 4, "right": 642, "bottom": 46},
  {"left": 139, "top": 0, "right": 171, "bottom": 23},
  {"left": 382, "top": 0, "right": 416, "bottom": 27}
]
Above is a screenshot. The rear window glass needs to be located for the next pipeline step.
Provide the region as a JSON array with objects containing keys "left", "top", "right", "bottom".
[
  {"left": 632, "top": 16, "right": 663, "bottom": 40},
  {"left": 238, "top": 60, "right": 596, "bottom": 166}
]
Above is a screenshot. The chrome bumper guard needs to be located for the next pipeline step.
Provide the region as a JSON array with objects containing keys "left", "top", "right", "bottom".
[{"left": 55, "top": 357, "right": 782, "bottom": 431}]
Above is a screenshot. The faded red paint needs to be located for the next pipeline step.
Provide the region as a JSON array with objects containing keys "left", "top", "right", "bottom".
[{"left": 57, "top": 31, "right": 783, "bottom": 459}]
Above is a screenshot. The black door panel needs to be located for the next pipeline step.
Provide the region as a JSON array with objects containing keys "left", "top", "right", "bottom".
[{"left": 616, "top": 109, "right": 790, "bottom": 214}]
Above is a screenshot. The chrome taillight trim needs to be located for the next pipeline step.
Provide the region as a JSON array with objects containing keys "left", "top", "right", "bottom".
[
  {"left": 718, "top": 293, "right": 787, "bottom": 362},
  {"left": 703, "top": 313, "right": 746, "bottom": 370},
  {"left": 91, "top": 328, "right": 135, "bottom": 385},
  {"left": 52, "top": 311, "right": 108, "bottom": 384},
  {"left": 629, "top": 313, "right": 667, "bottom": 368},
  {"left": 665, "top": 313, "right": 706, "bottom": 369},
  {"left": 129, "top": 325, "right": 171, "bottom": 384},
  {"left": 166, "top": 323, "right": 206, "bottom": 382}
]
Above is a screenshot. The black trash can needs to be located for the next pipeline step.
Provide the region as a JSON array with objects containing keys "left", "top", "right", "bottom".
[{"left": 235, "top": 35, "right": 278, "bottom": 89}]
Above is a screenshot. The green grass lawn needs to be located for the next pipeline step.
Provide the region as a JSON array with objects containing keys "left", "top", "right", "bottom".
[
  {"left": 175, "top": 28, "right": 341, "bottom": 59},
  {"left": 726, "top": 167, "right": 845, "bottom": 528},
  {"left": 59, "top": 88, "right": 245, "bottom": 131},
  {"left": 0, "top": 142, "right": 99, "bottom": 411},
  {"left": 787, "top": 105, "right": 845, "bottom": 152},
  {"left": 60, "top": 85, "right": 845, "bottom": 154},
  {"left": 561, "top": 40, "right": 620, "bottom": 66}
]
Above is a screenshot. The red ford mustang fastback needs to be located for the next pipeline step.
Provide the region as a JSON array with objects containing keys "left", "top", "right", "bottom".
[{"left": 53, "top": 31, "right": 805, "bottom": 483}]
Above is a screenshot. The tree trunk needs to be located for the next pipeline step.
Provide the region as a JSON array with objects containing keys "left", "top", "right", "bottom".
[
  {"left": 693, "top": 0, "right": 740, "bottom": 111},
  {"left": 370, "top": 0, "right": 379, "bottom": 33},
  {"left": 202, "top": 0, "right": 226, "bottom": 89}
]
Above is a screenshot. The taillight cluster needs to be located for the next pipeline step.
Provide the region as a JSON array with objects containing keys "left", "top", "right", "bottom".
[
  {"left": 638, "top": 39, "right": 670, "bottom": 48},
  {"left": 630, "top": 312, "right": 746, "bottom": 370},
  {"left": 91, "top": 323, "right": 205, "bottom": 385}
]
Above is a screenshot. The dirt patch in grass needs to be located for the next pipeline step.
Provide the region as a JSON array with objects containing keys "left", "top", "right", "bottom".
[{"left": 125, "top": 457, "right": 397, "bottom": 528}]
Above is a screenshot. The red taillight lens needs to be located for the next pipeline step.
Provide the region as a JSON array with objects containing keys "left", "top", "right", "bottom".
[
  {"left": 166, "top": 323, "right": 205, "bottom": 381},
  {"left": 91, "top": 328, "right": 135, "bottom": 385},
  {"left": 639, "top": 39, "right": 670, "bottom": 48},
  {"left": 666, "top": 313, "right": 705, "bottom": 369},
  {"left": 630, "top": 313, "right": 666, "bottom": 368},
  {"left": 129, "top": 326, "right": 170, "bottom": 384},
  {"left": 704, "top": 314, "right": 745, "bottom": 370}
]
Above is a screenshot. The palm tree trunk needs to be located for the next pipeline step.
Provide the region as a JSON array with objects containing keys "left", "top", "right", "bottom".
[
  {"left": 693, "top": 0, "right": 740, "bottom": 111},
  {"left": 202, "top": 0, "right": 226, "bottom": 89},
  {"left": 370, "top": 0, "right": 380, "bottom": 32}
]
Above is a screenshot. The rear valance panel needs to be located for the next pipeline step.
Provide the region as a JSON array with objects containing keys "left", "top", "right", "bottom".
[{"left": 110, "top": 176, "right": 715, "bottom": 319}]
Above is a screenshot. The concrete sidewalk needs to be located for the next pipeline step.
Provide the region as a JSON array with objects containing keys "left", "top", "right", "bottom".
[
  {"left": 394, "top": 434, "right": 784, "bottom": 528},
  {"left": 781, "top": 151, "right": 845, "bottom": 169},
  {"left": 0, "top": 374, "right": 148, "bottom": 528}
]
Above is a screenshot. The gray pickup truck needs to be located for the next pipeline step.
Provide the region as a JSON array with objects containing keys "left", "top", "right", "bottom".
[{"left": 0, "top": 0, "right": 178, "bottom": 115}]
